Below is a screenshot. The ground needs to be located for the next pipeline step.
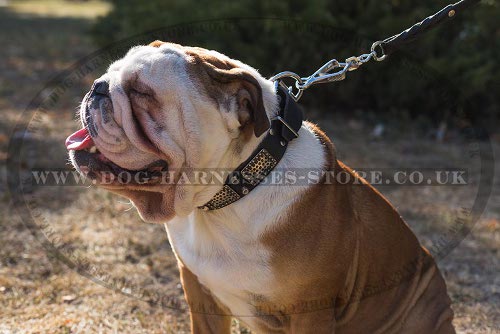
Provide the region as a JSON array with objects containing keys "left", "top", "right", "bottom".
[{"left": 0, "top": 1, "right": 498, "bottom": 333}]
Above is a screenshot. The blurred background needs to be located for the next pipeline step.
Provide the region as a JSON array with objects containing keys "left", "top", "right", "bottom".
[{"left": 0, "top": 0, "right": 499, "bottom": 333}]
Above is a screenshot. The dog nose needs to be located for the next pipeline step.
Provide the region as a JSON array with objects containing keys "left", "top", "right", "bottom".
[{"left": 92, "top": 80, "right": 109, "bottom": 97}]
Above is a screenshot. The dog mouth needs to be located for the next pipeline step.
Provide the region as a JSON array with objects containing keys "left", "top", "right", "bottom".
[{"left": 66, "top": 128, "right": 169, "bottom": 185}]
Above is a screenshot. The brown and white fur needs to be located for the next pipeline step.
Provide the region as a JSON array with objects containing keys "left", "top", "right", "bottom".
[{"left": 68, "top": 41, "right": 455, "bottom": 333}]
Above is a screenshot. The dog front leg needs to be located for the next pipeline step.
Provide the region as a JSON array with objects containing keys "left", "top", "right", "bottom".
[
  {"left": 179, "top": 265, "right": 232, "bottom": 334},
  {"left": 289, "top": 308, "right": 336, "bottom": 334}
]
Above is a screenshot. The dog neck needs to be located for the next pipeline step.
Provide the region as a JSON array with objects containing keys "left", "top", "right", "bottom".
[
  {"left": 198, "top": 85, "right": 303, "bottom": 211},
  {"left": 185, "top": 120, "right": 328, "bottom": 235},
  {"left": 172, "top": 79, "right": 327, "bottom": 222}
]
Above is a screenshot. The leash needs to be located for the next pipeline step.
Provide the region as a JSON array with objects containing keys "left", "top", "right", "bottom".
[{"left": 270, "top": 0, "right": 481, "bottom": 101}]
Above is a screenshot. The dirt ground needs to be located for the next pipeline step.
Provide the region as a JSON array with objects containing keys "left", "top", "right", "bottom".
[{"left": 0, "top": 1, "right": 498, "bottom": 333}]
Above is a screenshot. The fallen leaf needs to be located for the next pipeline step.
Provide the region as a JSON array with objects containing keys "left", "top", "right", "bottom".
[{"left": 61, "top": 294, "right": 77, "bottom": 303}]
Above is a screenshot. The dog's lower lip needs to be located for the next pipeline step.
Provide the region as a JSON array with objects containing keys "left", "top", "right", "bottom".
[{"left": 72, "top": 149, "right": 168, "bottom": 184}]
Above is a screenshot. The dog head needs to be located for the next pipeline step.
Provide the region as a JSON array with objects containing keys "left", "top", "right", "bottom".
[{"left": 67, "top": 41, "right": 277, "bottom": 222}]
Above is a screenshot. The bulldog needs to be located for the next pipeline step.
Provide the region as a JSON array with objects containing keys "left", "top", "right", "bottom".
[{"left": 66, "top": 41, "right": 455, "bottom": 333}]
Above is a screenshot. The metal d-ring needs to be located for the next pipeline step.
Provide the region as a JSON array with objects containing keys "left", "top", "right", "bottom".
[
  {"left": 269, "top": 71, "right": 304, "bottom": 101},
  {"left": 371, "top": 41, "right": 387, "bottom": 62}
]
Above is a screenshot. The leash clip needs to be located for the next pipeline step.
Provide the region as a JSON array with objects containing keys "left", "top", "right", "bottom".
[{"left": 270, "top": 51, "right": 376, "bottom": 102}]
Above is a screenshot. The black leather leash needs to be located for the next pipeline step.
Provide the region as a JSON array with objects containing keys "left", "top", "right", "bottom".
[
  {"left": 199, "top": 85, "right": 303, "bottom": 211},
  {"left": 372, "top": 0, "right": 481, "bottom": 60}
]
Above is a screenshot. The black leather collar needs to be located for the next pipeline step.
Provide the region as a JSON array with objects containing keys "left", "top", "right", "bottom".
[{"left": 198, "top": 84, "right": 303, "bottom": 211}]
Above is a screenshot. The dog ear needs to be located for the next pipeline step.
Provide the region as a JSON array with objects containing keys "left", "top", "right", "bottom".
[
  {"left": 149, "top": 40, "right": 165, "bottom": 48},
  {"left": 184, "top": 48, "right": 270, "bottom": 137}
]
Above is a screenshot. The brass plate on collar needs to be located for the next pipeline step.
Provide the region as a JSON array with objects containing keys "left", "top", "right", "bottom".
[
  {"left": 241, "top": 149, "right": 277, "bottom": 186},
  {"left": 204, "top": 185, "right": 241, "bottom": 210}
]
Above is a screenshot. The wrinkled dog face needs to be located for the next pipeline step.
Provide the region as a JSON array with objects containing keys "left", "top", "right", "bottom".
[{"left": 67, "top": 41, "right": 277, "bottom": 222}]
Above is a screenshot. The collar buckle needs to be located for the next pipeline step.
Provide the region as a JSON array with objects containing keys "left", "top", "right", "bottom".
[{"left": 273, "top": 115, "right": 300, "bottom": 139}]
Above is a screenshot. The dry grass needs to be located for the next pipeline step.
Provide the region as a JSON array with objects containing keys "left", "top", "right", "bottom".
[
  {"left": 0, "top": 2, "right": 499, "bottom": 333},
  {"left": 7, "top": 0, "right": 111, "bottom": 19}
]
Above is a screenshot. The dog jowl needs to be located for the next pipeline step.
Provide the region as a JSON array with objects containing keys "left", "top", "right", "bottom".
[{"left": 67, "top": 41, "right": 455, "bottom": 333}]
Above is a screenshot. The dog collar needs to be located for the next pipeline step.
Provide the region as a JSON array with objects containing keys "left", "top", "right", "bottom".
[{"left": 198, "top": 84, "right": 303, "bottom": 211}]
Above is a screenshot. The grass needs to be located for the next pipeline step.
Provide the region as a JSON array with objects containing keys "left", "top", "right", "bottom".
[
  {"left": 0, "top": 1, "right": 499, "bottom": 333},
  {"left": 7, "top": 0, "right": 111, "bottom": 18}
]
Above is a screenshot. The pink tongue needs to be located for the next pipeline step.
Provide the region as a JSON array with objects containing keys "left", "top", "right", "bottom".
[{"left": 65, "top": 128, "right": 94, "bottom": 150}]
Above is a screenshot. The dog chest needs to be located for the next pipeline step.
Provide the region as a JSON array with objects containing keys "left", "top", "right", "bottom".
[{"left": 165, "top": 215, "right": 276, "bottom": 316}]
